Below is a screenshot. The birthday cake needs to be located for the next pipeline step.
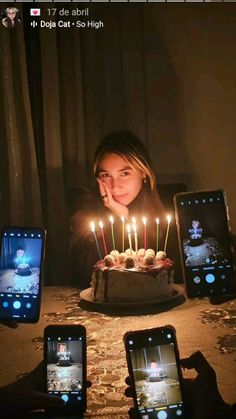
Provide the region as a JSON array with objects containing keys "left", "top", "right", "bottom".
[{"left": 90, "top": 249, "right": 174, "bottom": 303}]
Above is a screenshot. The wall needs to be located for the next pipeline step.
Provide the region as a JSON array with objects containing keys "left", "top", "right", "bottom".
[{"left": 149, "top": 4, "right": 236, "bottom": 232}]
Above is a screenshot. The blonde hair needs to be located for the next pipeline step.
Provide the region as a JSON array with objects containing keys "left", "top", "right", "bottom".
[
  {"left": 93, "top": 131, "right": 156, "bottom": 191},
  {"left": 6, "top": 7, "right": 18, "bottom": 14}
]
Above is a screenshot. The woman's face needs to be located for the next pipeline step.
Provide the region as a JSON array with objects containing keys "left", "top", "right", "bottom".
[
  {"left": 98, "top": 153, "right": 145, "bottom": 206},
  {"left": 150, "top": 361, "right": 158, "bottom": 370},
  {"left": 16, "top": 249, "right": 24, "bottom": 257},
  {"left": 7, "top": 9, "right": 16, "bottom": 21}
]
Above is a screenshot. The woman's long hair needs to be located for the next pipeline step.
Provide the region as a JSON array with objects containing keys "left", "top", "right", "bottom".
[
  {"left": 70, "top": 131, "right": 164, "bottom": 249},
  {"left": 93, "top": 131, "right": 164, "bottom": 220}
]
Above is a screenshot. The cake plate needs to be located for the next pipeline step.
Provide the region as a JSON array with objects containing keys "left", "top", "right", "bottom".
[{"left": 79, "top": 285, "right": 186, "bottom": 316}]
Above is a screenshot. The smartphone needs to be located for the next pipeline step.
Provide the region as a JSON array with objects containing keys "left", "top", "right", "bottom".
[
  {"left": 124, "top": 326, "right": 185, "bottom": 419},
  {"left": 174, "top": 189, "right": 235, "bottom": 298},
  {"left": 0, "top": 226, "right": 46, "bottom": 323},
  {"left": 44, "top": 325, "right": 87, "bottom": 415}
]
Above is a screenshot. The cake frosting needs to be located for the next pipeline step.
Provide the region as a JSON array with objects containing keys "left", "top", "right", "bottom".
[{"left": 90, "top": 249, "right": 174, "bottom": 303}]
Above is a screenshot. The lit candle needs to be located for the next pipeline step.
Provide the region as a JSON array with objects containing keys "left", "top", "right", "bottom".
[
  {"left": 132, "top": 223, "right": 138, "bottom": 254},
  {"left": 142, "top": 217, "right": 147, "bottom": 250},
  {"left": 164, "top": 215, "right": 171, "bottom": 253},
  {"left": 109, "top": 216, "right": 116, "bottom": 251},
  {"left": 90, "top": 221, "right": 102, "bottom": 259},
  {"left": 127, "top": 224, "right": 133, "bottom": 253},
  {"left": 156, "top": 218, "right": 160, "bottom": 253},
  {"left": 121, "top": 216, "right": 125, "bottom": 253},
  {"left": 99, "top": 220, "right": 108, "bottom": 256}
]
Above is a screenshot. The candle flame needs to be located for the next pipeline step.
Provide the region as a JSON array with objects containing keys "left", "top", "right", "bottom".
[
  {"left": 132, "top": 223, "right": 137, "bottom": 233},
  {"left": 109, "top": 216, "right": 114, "bottom": 224},
  {"left": 90, "top": 221, "right": 95, "bottom": 232},
  {"left": 121, "top": 216, "right": 125, "bottom": 223},
  {"left": 156, "top": 218, "right": 160, "bottom": 224},
  {"left": 127, "top": 224, "right": 131, "bottom": 233},
  {"left": 142, "top": 216, "right": 147, "bottom": 225},
  {"left": 99, "top": 220, "right": 103, "bottom": 229},
  {"left": 167, "top": 214, "right": 171, "bottom": 223},
  {"left": 132, "top": 217, "right": 136, "bottom": 224}
]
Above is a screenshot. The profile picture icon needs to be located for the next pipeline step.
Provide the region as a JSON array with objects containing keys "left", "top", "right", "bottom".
[{"left": 1, "top": 7, "right": 22, "bottom": 29}]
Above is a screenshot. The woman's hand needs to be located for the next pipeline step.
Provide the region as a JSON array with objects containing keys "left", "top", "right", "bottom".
[
  {"left": 124, "top": 351, "right": 231, "bottom": 419},
  {"left": 124, "top": 376, "right": 138, "bottom": 419},
  {"left": 97, "top": 178, "right": 129, "bottom": 218},
  {"left": 0, "top": 361, "right": 63, "bottom": 414},
  {"left": 180, "top": 351, "right": 231, "bottom": 419},
  {"left": 0, "top": 361, "right": 92, "bottom": 415}
]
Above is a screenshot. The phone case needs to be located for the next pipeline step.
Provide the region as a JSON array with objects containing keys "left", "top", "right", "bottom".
[{"left": 174, "top": 189, "right": 235, "bottom": 298}]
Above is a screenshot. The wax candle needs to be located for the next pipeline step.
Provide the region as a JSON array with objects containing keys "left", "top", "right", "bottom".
[
  {"left": 142, "top": 216, "right": 147, "bottom": 250},
  {"left": 90, "top": 221, "right": 102, "bottom": 259},
  {"left": 132, "top": 223, "right": 138, "bottom": 254},
  {"left": 99, "top": 220, "right": 108, "bottom": 256},
  {"left": 127, "top": 224, "right": 133, "bottom": 253},
  {"left": 121, "top": 216, "right": 125, "bottom": 253},
  {"left": 109, "top": 216, "right": 116, "bottom": 250},
  {"left": 156, "top": 218, "right": 160, "bottom": 253},
  {"left": 164, "top": 215, "right": 171, "bottom": 253}
]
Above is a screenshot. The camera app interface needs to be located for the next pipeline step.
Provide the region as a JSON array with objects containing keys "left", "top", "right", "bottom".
[
  {"left": 46, "top": 335, "right": 84, "bottom": 406},
  {"left": 128, "top": 333, "right": 183, "bottom": 419},
  {"left": 177, "top": 190, "right": 234, "bottom": 296},
  {"left": 0, "top": 228, "right": 43, "bottom": 321}
]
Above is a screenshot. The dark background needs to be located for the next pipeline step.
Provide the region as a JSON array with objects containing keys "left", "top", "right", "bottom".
[{"left": 0, "top": 3, "right": 236, "bottom": 284}]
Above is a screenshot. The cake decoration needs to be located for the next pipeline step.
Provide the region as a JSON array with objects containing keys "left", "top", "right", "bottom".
[
  {"left": 90, "top": 248, "right": 174, "bottom": 303},
  {"left": 88, "top": 216, "right": 174, "bottom": 304}
]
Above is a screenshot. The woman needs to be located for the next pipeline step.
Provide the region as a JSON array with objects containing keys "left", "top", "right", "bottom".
[
  {"left": 70, "top": 131, "right": 172, "bottom": 289},
  {"left": 1, "top": 7, "right": 21, "bottom": 28}
]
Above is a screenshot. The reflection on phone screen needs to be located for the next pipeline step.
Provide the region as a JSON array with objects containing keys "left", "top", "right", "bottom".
[
  {"left": 129, "top": 341, "right": 184, "bottom": 418},
  {"left": 175, "top": 190, "right": 235, "bottom": 297},
  {"left": 0, "top": 227, "right": 44, "bottom": 322},
  {"left": 46, "top": 336, "right": 84, "bottom": 406}
]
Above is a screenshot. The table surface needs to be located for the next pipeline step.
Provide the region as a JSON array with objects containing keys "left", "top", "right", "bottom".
[{"left": 0, "top": 286, "right": 236, "bottom": 418}]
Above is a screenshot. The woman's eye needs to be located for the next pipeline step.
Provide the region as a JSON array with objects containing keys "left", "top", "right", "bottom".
[
  {"left": 99, "top": 173, "right": 110, "bottom": 178},
  {"left": 121, "top": 171, "right": 130, "bottom": 177}
]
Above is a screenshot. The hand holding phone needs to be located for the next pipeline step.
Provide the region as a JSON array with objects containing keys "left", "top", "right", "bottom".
[
  {"left": 0, "top": 361, "right": 63, "bottom": 415},
  {"left": 124, "top": 326, "right": 185, "bottom": 419},
  {"left": 44, "top": 325, "right": 87, "bottom": 415},
  {"left": 174, "top": 190, "right": 235, "bottom": 298},
  {"left": 0, "top": 226, "right": 46, "bottom": 323}
]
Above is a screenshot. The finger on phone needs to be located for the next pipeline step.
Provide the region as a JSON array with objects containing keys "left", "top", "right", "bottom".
[
  {"left": 180, "top": 351, "right": 215, "bottom": 378},
  {"left": 125, "top": 386, "right": 135, "bottom": 398},
  {"left": 128, "top": 407, "right": 138, "bottom": 419},
  {"left": 125, "top": 376, "right": 132, "bottom": 385},
  {"left": 30, "top": 391, "right": 64, "bottom": 408}
]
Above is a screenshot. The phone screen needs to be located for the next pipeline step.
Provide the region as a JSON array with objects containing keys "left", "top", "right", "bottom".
[
  {"left": 175, "top": 190, "right": 235, "bottom": 298},
  {"left": 44, "top": 325, "right": 86, "bottom": 414},
  {"left": 125, "top": 327, "right": 184, "bottom": 419},
  {"left": 0, "top": 226, "right": 45, "bottom": 322}
]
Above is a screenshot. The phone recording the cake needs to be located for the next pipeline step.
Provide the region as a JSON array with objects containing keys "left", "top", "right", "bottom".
[
  {"left": 44, "top": 325, "right": 87, "bottom": 415},
  {"left": 174, "top": 189, "right": 235, "bottom": 298},
  {"left": 124, "top": 326, "right": 185, "bottom": 419},
  {"left": 0, "top": 226, "right": 46, "bottom": 323}
]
